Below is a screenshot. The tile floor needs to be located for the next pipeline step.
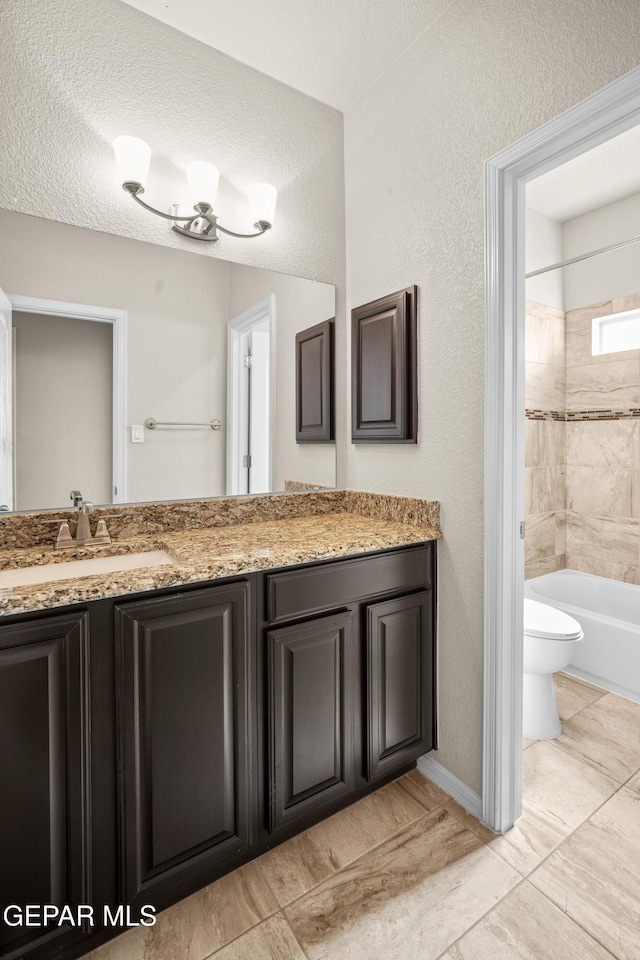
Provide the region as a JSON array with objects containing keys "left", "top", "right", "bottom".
[{"left": 88, "top": 673, "right": 640, "bottom": 960}]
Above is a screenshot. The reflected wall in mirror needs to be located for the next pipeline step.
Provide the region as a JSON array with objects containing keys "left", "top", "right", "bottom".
[{"left": 0, "top": 209, "right": 336, "bottom": 513}]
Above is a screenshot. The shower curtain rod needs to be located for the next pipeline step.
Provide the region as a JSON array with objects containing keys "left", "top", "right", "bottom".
[{"left": 525, "top": 232, "right": 640, "bottom": 279}]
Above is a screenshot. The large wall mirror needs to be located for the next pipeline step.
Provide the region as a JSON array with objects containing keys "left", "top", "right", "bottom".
[{"left": 0, "top": 209, "right": 336, "bottom": 513}]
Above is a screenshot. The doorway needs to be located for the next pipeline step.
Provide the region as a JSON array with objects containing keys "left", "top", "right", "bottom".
[
  {"left": 0, "top": 292, "right": 127, "bottom": 511},
  {"left": 226, "top": 296, "right": 275, "bottom": 496},
  {"left": 483, "top": 65, "right": 640, "bottom": 833}
]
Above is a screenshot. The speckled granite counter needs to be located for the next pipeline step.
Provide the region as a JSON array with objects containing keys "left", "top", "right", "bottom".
[{"left": 0, "top": 491, "right": 441, "bottom": 616}]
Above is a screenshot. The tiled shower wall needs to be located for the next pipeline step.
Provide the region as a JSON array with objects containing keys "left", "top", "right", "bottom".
[
  {"left": 525, "top": 301, "right": 566, "bottom": 578},
  {"left": 525, "top": 294, "right": 640, "bottom": 583},
  {"left": 565, "top": 294, "right": 640, "bottom": 584}
]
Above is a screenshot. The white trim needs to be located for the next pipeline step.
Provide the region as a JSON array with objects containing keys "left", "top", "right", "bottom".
[
  {"left": 226, "top": 296, "right": 275, "bottom": 496},
  {"left": 6, "top": 295, "right": 128, "bottom": 505},
  {"left": 418, "top": 755, "right": 483, "bottom": 821},
  {"left": 483, "top": 64, "right": 640, "bottom": 833},
  {"left": 0, "top": 286, "right": 13, "bottom": 511}
]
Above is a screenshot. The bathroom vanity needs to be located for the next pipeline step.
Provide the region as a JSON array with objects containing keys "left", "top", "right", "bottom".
[{"left": 0, "top": 491, "right": 439, "bottom": 960}]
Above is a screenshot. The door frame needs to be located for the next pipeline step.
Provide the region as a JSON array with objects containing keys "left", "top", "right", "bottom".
[
  {"left": 483, "top": 64, "right": 640, "bottom": 833},
  {"left": 226, "top": 295, "right": 275, "bottom": 496},
  {"left": 6, "top": 295, "right": 128, "bottom": 507}
]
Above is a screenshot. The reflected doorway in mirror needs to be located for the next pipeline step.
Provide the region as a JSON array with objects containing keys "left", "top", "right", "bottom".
[
  {"left": 226, "top": 296, "right": 275, "bottom": 495},
  {"left": 0, "top": 289, "right": 127, "bottom": 512}
]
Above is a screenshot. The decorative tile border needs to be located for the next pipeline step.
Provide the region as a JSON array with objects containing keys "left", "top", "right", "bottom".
[
  {"left": 566, "top": 409, "right": 640, "bottom": 421},
  {"left": 525, "top": 409, "right": 565, "bottom": 421},
  {"left": 526, "top": 408, "right": 640, "bottom": 422}
]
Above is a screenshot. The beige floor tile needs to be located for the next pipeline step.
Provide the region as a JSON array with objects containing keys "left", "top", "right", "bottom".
[
  {"left": 554, "top": 672, "right": 606, "bottom": 721},
  {"left": 446, "top": 796, "right": 565, "bottom": 878},
  {"left": 209, "top": 914, "right": 306, "bottom": 960},
  {"left": 625, "top": 769, "right": 640, "bottom": 795},
  {"left": 522, "top": 740, "right": 617, "bottom": 836},
  {"left": 553, "top": 692, "right": 640, "bottom": 783},
  {"left": 489, "top": 808, "right": 566, "bottom": 877},
  {"left": 442, "top": 881, "right": 615, "bottom": 959},
  {"left": 83, "top": 862, "right": 278, "bottom": 960},
  {"left": 531, "top": 788, "right": 640, "bottom": 960},
  {"left": 285, "top": 805, "right": 519, "bottom": 960},
  {"left": 83, "top": 926, "right": 147, "bottom": 960},
  {"left": 522, "top": 737, "right": 536, "bottom": 750},
  {"left": 398, "top": 767, "right": 451, "bottom": 809},
  {"left": 258, "top": 773, "right": 443, "bottom": 906}
]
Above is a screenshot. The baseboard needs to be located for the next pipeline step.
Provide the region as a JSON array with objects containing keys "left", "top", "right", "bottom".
[{"left": 417, "top": 755, "right": 483, "bottom": 821}]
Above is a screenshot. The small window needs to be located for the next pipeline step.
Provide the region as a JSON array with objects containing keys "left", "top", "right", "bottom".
[{"left": 592, "top": 308, "right": 640, "bottom": 355}]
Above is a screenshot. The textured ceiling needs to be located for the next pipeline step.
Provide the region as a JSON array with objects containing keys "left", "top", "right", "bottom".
[
  {"left": 527, "top": 123, "right": 640, "bottom": 222},
  {"left": 120, "top": 0, "right": 451, "bottom": 111}
]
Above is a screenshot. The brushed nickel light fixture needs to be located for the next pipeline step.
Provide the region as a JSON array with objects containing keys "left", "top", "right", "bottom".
[{"left": 113, "top": 136, "right": 277, "bottom": 242}]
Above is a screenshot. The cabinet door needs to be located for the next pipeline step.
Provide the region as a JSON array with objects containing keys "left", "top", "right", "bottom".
[
  {"left": 351, "top": 286, "right": 417, "bottom": 443},
  {"left": 295, "top": 318, "right": 334, "bottom": 442},
  {"left": 0, "top": 611, "right": 90, "bottom": 960},
  {"left": 267, "top": 611, "right": 353, "bottom": 832},
  {"left": 366, "top": 591, "right": 434, "bottom": 780},
  {"left": 116, "top": 582, "right": 252, "bottom": 909}
]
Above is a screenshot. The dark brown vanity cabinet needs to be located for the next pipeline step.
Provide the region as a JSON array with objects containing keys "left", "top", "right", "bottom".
[
  {"left": 261, "top": 544, "right": 436, "bottom": 843},
  {"left": 115, "top": 582, "right": 253, "bottom": 911},
  {"left": 0, "top": 542, "right": 435, "bottom": 960},
  {"left": 0, "top": 611, "right": 90, "bottom": 960}
]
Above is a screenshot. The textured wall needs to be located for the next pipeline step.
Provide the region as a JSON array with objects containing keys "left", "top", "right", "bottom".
[
  {"left": 344, "top": 0, "right": 640, "bottom": 794},
  {"left": 0, "top": 0, "right": 347, "bottom": 480}
]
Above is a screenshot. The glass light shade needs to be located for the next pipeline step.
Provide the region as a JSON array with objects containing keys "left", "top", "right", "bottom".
[
  {"left": 186, "top": 161, "right": 220, "bottom": 208},
  {"left": 247, "top": 183, "right": 277, "bottom": 226},
  {"left": 113, "top": 135, "right": 151, "bottom": 188}
]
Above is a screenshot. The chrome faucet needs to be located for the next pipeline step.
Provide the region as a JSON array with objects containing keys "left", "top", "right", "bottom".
[
  {"left": 75, "top": 500, "right": 95, "bottom": 546},
  {"left": 43, "top": 491, "right": 120, "bottom": 549}
]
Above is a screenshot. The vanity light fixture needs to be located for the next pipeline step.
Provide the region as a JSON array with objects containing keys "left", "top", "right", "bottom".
[{"left": 113, "top": 136, "right": 277, "bottom": 242}]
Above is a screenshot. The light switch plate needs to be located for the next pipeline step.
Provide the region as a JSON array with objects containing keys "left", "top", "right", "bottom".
[{"left": 131, "top": 424, "right": 144, "bottom": 443}]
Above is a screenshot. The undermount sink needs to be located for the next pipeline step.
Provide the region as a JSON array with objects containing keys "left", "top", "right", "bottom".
[{"left": 0, "top": 550, "right": 174, "bottom": 590}]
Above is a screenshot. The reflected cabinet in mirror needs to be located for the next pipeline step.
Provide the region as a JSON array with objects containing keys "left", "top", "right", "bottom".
[{"left": 0, "top": 209, "right": 336, "bottom": 513}]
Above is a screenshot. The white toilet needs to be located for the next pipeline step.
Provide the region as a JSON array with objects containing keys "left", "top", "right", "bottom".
[{"left": 523, "top": 599, "right": 583, "bottom": 739}]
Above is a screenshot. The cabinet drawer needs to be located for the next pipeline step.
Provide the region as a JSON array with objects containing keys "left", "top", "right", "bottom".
[{"left": 266, "top": 544, "right": 433, "bottom": 623}]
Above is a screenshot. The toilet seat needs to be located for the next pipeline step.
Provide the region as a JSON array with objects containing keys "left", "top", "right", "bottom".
[{"left": 524, "top": 599, "right": 583, "bottom": 641}]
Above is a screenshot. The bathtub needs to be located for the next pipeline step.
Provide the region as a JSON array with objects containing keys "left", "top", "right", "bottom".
[{"left": 524, "top": 569, "right": 640, "bottom": 703}]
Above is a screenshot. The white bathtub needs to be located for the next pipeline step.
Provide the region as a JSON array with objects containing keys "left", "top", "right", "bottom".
[{"left": 524, "top": 569, "right": 640, "bottom": 703}]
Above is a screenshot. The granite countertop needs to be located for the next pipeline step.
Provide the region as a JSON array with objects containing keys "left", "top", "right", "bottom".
[{"left": 0, "top": 500, "right": 441, "bottom": 617}]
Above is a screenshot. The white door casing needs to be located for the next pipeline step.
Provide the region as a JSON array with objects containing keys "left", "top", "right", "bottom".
[
  {"left": 0, "top": 285, "right": 13, "bottom": 510},
  {"left": 248, "top": 329, "right": 271, "bottom": 494},
  {"left": 3, "top": 295, "right": 128, "bottom": 507},
  {"left": 227, "top": 296, "right": 275, "bottom": 496},
  {"left": 483, "top": 64, "right": 640, "bottom": 833}
]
